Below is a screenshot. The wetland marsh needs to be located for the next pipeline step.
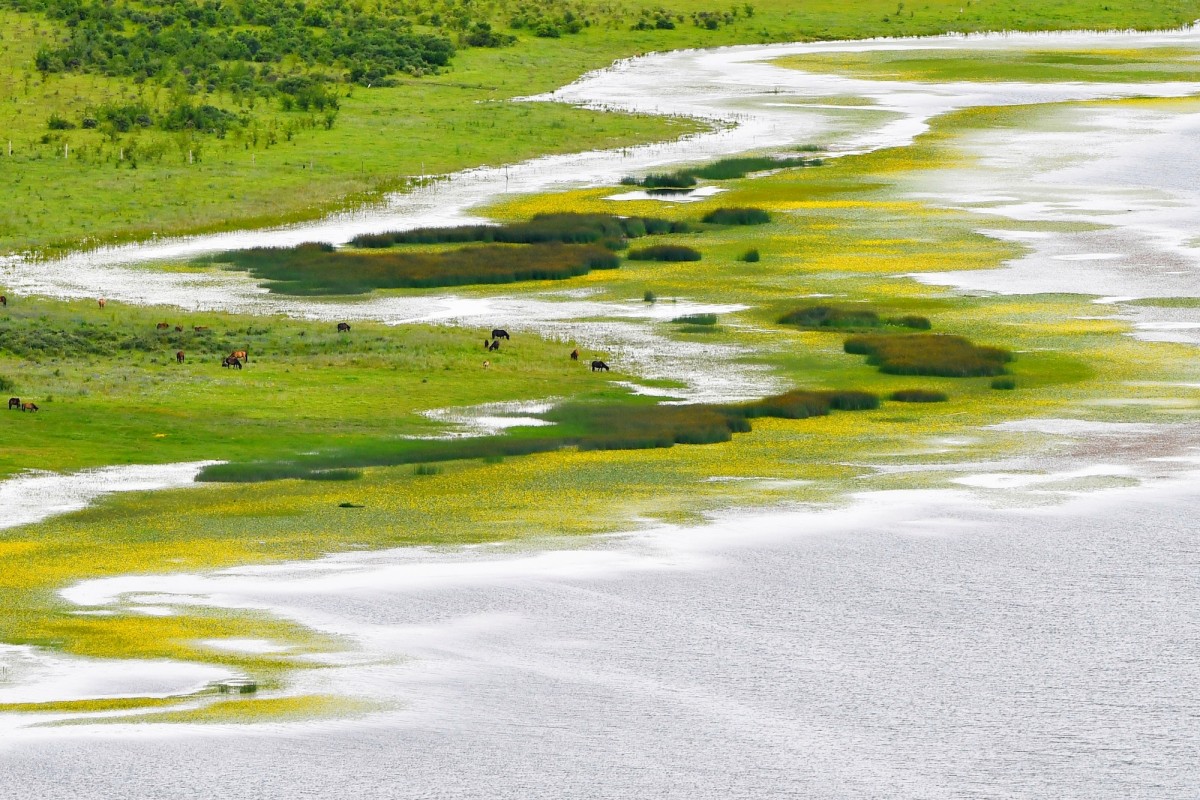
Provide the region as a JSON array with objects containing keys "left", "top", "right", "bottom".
[{"left": 1, "top": 18, "right": 1200, "bottom": 800}]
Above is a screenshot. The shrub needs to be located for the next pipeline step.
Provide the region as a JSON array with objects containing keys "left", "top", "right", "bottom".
[
  {"left": 413, "top": 463, "right": 444, "bottom": 475},
  {"left": 889, "top": 389, "right": 949, "bottom": 403},
  {"left": 627, "top": 245, "right": 702, "bottom": 262},
  {"left": 643, "top": 290, "right": 657, "bottom": 303},
  {"left": 702, "top": 207, "right": 770, "bottom": 225},
  {"left": 639, "top": 171, "right": 697, "bottom": 189},
  {"left": 739, "top": 248, "right": 760, "bottom": 263},
  {"left": 991, "top": 377, "right": 1017, "bottom": 390},
  {"left": 671, "top": 313, "right": 717, "bottom": 326},
  {"left": 844, "top": 334, "right": 1012, "bottom": 377},
  {"left": 207, "top": 242, "right": 620, "bottom": 294},
  {"left": 780, "top": 305, "right": 880, "bottom": 329},
  {"left": 350, "top": 214, "right": 687, "bottom": 248},
  {"left": 47, "top": 113, "right": 75, "bottom": 130},
  {"left": 886, "top": 314, "right": 932, "bottom": 330}
]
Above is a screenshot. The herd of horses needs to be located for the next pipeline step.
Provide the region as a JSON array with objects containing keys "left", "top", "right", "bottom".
[{"left": 3, "top": 296, "right": 616, "bottom": 415}]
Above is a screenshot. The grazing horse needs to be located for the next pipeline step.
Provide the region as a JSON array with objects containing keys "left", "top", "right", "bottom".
[
  {"left": 194, "top": 326, "right": 209, "bottom": 333},
  {"left": 590, "top": 360, "right": 610, "bottom": 372},
  {"left": 337, "top": 322, "right": 351, "bottom": 333},
  {"left": 176, "top": 350, "right": 185, "bottom": 364},
  {"left": 175, "top": 325, "right": 183, "bottom": 332},
  {"left": 482, "top": 360, "right": 491, "bottom": 369},
  {"left": 1, "top": 295, "right": 6, "bottom": 307},
  {"left": 222, "top": 355, "right": 242, "bottom": 369},
  {"left": 228, "top": 349, "right": 248, "bottom": 363},
  {"left": 7, "top": 397, "right": 19, "bottom": 410},
  {"left": 156, "top": 322, "right": 170, "bottom": 330},
  {"left": 97, "top": 298, "right": 106, "bottom": 309},
  {"left": 491, "top": 329, "right": 510, "bottom": 341},
  {"left": 21, "top": 402, "right": 38, "bottom": 412},
  {"left": 488, "top": 339, "right": 500, "bottom": 352},
  {"left": 570, "top": 349, "right": 579, "bottom": 361}
]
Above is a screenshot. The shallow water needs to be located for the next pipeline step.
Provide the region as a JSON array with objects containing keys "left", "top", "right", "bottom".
[{"left": 4, "top": 27, "right": 1200, "bottom": 798}]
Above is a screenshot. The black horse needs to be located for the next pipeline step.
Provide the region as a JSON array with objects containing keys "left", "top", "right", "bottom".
[
  {"left": 489, "top": 339, "right": 500, "bottom": 352},
  {"left": 7, "top": 397, "right": 19, "bottom": 410},
  {"left": 338, "top": 322, "right": 351, "bottom": 332},
  {"left": 590, "top": 360, "right": 609, "bottom": 372},
  {"left": 222, "top": 355, "right": 243, "bottom": 370},
  {"left": 0, "top": 295, "right": 6, "bottom": 307},
  {"left": 570, "top": 349, "right": 579, "bottom": 361},
  {"left": 491, "top": 329, "right": 510, "bottom": 340}
]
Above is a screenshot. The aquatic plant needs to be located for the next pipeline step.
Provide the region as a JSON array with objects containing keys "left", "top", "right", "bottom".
[
  {"left": 702, "top": 207, "right": 771, "bottom": 225},
  {"left": 844, "top": 334, "right": 1012, "bottom": 377},
  {"left": 671, "top": 313, "right": 718, "bottom": 325},
  {"left": 739, "top": 248, "right": 761, "bottom": 262},
  {"left": 889, "top": 389, "right": 949, "bottom": 402},
  {"left": 991, "top": 377, "right": 1017, "bottom": 390},
  {"left": 207, "top": 242, "right": 620, "bottom": 294},
  {"left": 349, "top": 213, "right": 687, "bottom": 248},
  {"left": 627, "top": 245, "right": 702, "bottom": 262}
]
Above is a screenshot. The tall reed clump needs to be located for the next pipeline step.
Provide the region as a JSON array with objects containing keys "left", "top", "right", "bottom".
[
  {"left": 206, "top": 242, "right": 620, "bottom": 294},
  {"left": 844, "top": 334, "right": 1013, "bottom": 377},
  {"left": 702, "top": 207, "right": 771, "bottom": 225},
  {"left": 197, "top": 388, "right": 880, "bottom": 483},
  {"left": 889, "top": 389, "right": 949, "bottom": 403},
  {"left": 349, "top": 213, "right": 687, "bottom": 248},
  {"left": 778, "top": 305, "right": 931, "bottom": 331},
  {"left": 671, "top": 313, "right": 717, "bottom": 326},
  {"left": 623, "top": 156, "right": 821, "bottom": 187},
  {"left": 627, "top": 244, "right": 702, "bottom": 262}
]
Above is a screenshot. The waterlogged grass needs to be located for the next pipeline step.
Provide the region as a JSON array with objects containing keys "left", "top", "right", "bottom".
[
  {"left": 844, "top": 334, "right": 1013, "bottom": 377},
  {"left": 777, "top": 47, "right": 1200, "bottom": 85}
]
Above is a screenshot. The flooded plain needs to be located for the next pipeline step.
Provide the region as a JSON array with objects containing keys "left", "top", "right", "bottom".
[{"left": 2, "top": 26, "right": 1200, "bottom": 799}]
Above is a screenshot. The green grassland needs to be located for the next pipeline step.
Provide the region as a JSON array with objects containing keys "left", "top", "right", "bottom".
[
  {"left": 777, "top": 46, "right": 1200, "bottom": 84},
  {"left": 4, "top": 0, "right": 1200, "bottom": 253}
]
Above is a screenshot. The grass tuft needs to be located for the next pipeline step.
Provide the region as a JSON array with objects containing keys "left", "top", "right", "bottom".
[
  {"left": 702, "top": 207, "right": 771, "bottom": 225},
  {"left": 889, "top": 389, "right": 949, "bottom": 403},
  {"left": 844, "top": 334, "right": 1012, "bottom": 377}
]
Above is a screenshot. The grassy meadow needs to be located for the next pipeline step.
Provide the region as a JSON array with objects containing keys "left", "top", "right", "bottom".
[{"left": 3, "top": 0, "right": 1200, "bottom": 253}]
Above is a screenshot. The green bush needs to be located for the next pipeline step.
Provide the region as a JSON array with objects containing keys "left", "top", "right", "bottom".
[
  {"left": 739, "top": 248, "right": 761, "bottom": 263},
  {"left": 844, "top": 334, "right": 1012, "bottom": 377},
  {"left": 991, "top": 377, "right": 1017, "bottom": 390},
  {"left": 350, "top": 213, "right": 687, "bottom": 248},
  {"left": 627, "top": 245, "right": 701, "bottom": 262},
  {"left": 889, "top": 389, "right": 949, "bottom": 403},
  {"left": 643, "top": 290, "right": 657, "bottom": 303},
  {"left": 671, "top": 313, "right": 717, "bottom": 326},
  {"left": 780, "top": 305, "right": 931, "bottom": 332},
  {"left": 639, "top": 171, "right": 697, "bottom": 189},
  {"left": 207, "top": 241, "right": 620, "bottom": 294},
  {"left": 702, "top": 207, "right": 771, "bottom": 225}
]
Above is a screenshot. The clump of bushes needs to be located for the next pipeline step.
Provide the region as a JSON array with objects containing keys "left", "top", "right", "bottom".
[
  {"left": 844, "top": 334, "right": 1013, "bottom": 377},
  {"left": 627, "top": 245, "right": 702, "bottom": 262},
  {"left": 739, "top": 248, "right": 760, "bottom": 263},
  {"left": 702, "top": 207, "right": 771, "bottom": 225},
  {"left": 671, "top": 313, "right": 717, "bottom": 326},
  {"left": 643, "top": 290, "right": 657, "bottom": 303},
  {"left": 207, "top": 241, "right": 620, "bottom": 294},
  {"left": 991, "top": 377, "right": 1017, "bottom": 390},
  {"left": 350, "top": 213, "right": 687, "bottom": 248},
  {"left": 779, "top": 305, "right": 931, "bottom": 331},
  {"left": 198, "top": 387, "right": 881, "bottom": 483},
  {"left": 889, "top": 389, "right": 949, "bottom": 403}
]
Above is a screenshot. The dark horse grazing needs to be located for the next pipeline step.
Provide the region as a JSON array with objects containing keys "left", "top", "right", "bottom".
[
  {"left": 156, "top": 322, "right": 170, "bottom": 330},
  {"left": 489, "top": 339, "right": 500, "bottom": 352},
  {"left": 591, "top": 360, "right": 610, "bottom": 372},
  {"left": 175, "top": 325, "right": 183, "bottom": 332},
  {"left": 222, "top": 355, "right": 242, "bottom": 369},
  {"left": 21, "top": 402, "right": 38, "bottom": 412},
  {"left": 176, "top": 350, "right": 186, "bottom": 364},
  {"left": 491, "top": 329, "right": 510, "bottom": 341},
  {"left": 570, "top": 349, "right": 579, "bottom": 361},
  {"left": 337, "top": 322, "right": 351, "bottom": 333},
  {"left": 1, "top": 295, "right": 6, "bottom": 307},
  {"left": 8, "top": 397, "right": 19, "bottom": 410}
]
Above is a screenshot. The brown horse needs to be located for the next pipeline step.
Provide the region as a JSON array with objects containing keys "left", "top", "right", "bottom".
[
  {"left": 570, "top": 349, "right": 579, "bottom": 361},
  {"left": 228, "top": 349, "right": 248, "bottom": 363},
  {"left": 97, "top": 298, "right": 106, "bottom": 309},
  {"left": 590, "top": 360, "right": 610, "bottom": 372},
  {"left": 194, "top": 326, "right": 209, "bottom": 333},
  {"left": 7, "top": 397, "right": 19, "bottom": 410},
  {"left": 156, "top": 322, "right": 170, "bottom": 330},
  {"left": 222, "top": 355, "right": 242, "bottom": 369},
  {"left": 21, "top": 402, "right": 38, "bottom": 412},
  {"left": 1, "top": 295, "right": 6, "bottom": 307},
  {"left": 176, "top": 350, "right": 186, "bottom": 364},
  {"left": 175, "top": 325, "right": 183, "bottom": 332}
]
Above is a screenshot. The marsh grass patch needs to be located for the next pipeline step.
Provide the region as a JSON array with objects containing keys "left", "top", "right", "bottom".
[{"left": 844, "top": 334, "right": 1012, "bottom": 377}]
